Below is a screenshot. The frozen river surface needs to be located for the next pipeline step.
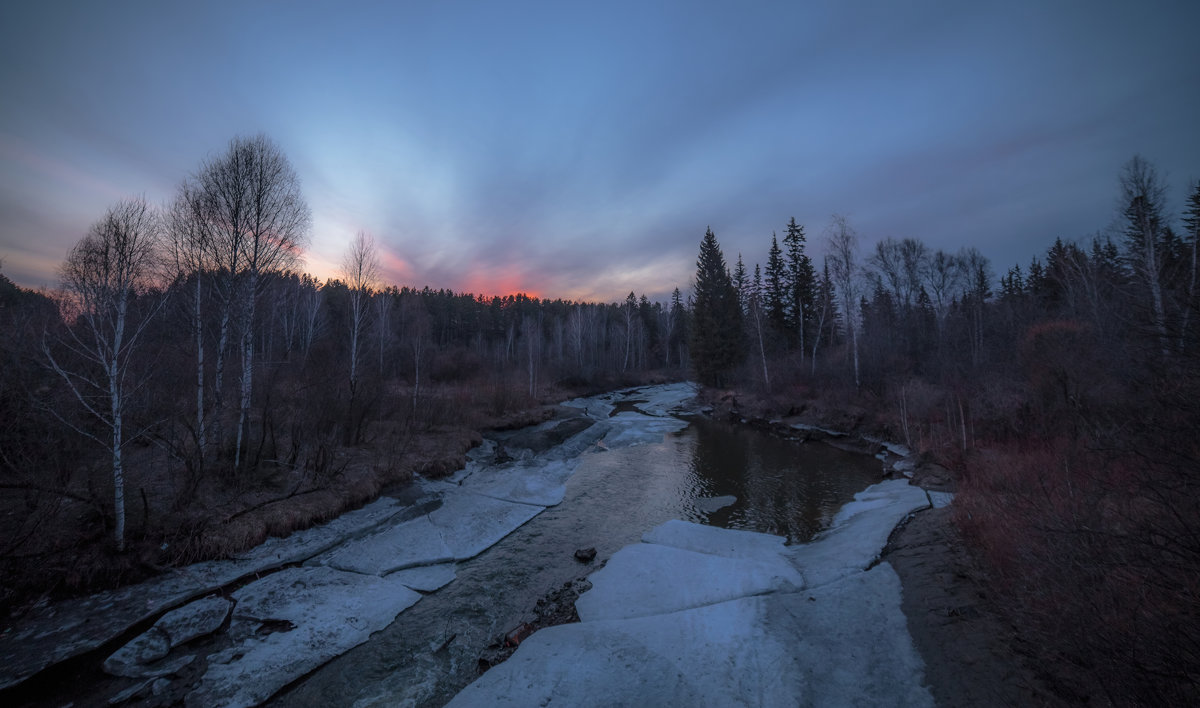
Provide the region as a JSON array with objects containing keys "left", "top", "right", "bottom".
[{"left": 274, "top": 384, "right": 887, "bottom": 707}]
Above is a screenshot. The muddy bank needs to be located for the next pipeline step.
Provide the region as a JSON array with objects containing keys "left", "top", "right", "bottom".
[{"left": 883, "top": 505, "right": 1081, "bottom": 706}]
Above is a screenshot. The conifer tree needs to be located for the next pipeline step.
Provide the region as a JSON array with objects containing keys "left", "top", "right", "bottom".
[
  {"left": 733, "top": 253, "right": 748, "bottom": 313},
  {"left": 784, "top": 217, "right": 816, "bottom": 355},
  {"left": 690, "top": 227, "right": 744, "bottom": 387},
  {"left": 669, "top": 286, "right": 689, "bottom": 367},
  {"left": 765, "top": 233, "right": 787, "bottom": 334}
]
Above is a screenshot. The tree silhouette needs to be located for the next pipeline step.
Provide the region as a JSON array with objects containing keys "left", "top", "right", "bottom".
[{"left": 690, "top": 227, "right": 743, "bottom": 387}]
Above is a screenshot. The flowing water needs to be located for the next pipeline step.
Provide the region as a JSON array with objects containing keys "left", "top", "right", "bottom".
[{"left": 273, "top": 409, "right": 882, "bottom": 707}]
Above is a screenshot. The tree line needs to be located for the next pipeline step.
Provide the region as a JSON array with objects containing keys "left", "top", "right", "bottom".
[
  {"left": 688, "top": 155, "right": 1200, "bottom": 703},
  {"left": 1, "top": 135, "right": 691, "bottom": 559}
]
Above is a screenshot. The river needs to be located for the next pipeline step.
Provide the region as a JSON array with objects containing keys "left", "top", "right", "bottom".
[{"left": 272, "top": 394, "right": 883, "bottom": 707}]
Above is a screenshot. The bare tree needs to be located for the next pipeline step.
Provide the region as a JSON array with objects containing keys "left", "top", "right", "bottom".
[
  {"left": 401, "top": 293, "right": 430, "bottom": 412},
  {"left": 826, "top": 214, "right": 862, "bottom": 388},
  {"left": 747, "top": 270, "right": 770, "bottom": 386},
  {"left": 567, "top": 305, "right": 586, "bottom": 372},
  {"left": 297, "top": 273, "right": 323, "bottom": 360},
  {"left": 657, "top": 302, "right": 675, "bottom": 367},
  {"left": 197, "top": 135, "right": 310, "bottom": 470},
  {"left": 622, "top": 292, "right": 638, "bottom": 371},
  {"left": 43, "top": 198, "right": 163, "bottom": 551},
  {"left": 810, "top": 261, "right": 835, "bottom": 375},
  {"left": 921, "top": 249, "right": 963, "bottom": 327},
  {"left": 1120, "top": 155, "right": 1170, "bottom": 358},
  {"left": 166, "top": 182, "right": 214, "bottom": 465},
  {"left": 522, "top": 313, "right": 542, "bottom": 397},
  {"left": 960, "top": 247, "right": 993, "bottom": 366},
  {"left": 340, "top": 232, "right": 380, "bottom": 400},
  {"left": 375, "top": 286, "right": 395, "bottom": 377}
]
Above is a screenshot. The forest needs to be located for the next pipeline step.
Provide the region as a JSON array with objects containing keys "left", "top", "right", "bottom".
[{"left": 1, "top": 135, "right": 1198, "bottom": 703}]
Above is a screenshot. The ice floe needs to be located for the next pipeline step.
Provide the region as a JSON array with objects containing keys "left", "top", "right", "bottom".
[
  {"left": 186, "top": 567, "right": 421, "bottom": 708},
  {"left": 448, "top": 480, "right": 935, "bottom": 707}
]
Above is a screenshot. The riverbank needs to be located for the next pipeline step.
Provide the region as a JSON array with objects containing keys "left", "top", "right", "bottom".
[
  {"left": 0, "top": 372, "right": 677, "bottom": 622},
  {"left": 0, "top": 382, "right": 699, "bottom": 707},
  {"left": 884, "top": 505, "right": 1072, "bottom": 706},
  {"left": 701, "top": 385, "right": 1080, "bottom": 705}
]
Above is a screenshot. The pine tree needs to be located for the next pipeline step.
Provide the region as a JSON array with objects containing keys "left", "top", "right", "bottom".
[
  {"left": 733, "top": 253, "right": 748, "bottom": 313},
  {"left": 783, "top": 217, "right": 816, "bottom": 354},
  {"left": 691, "top": 227, "right": 744, "bottom": 387},
  {"left": 669, "top": 287, "right": 689, "bottom": 367},
  {"left": 764, "top": 233, "right": 787, "bottom": 335}
]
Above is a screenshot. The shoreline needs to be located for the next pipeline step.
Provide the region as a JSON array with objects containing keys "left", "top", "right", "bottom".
[{"left": 697, "top": 385, "right": 1078, "bottom": 706}]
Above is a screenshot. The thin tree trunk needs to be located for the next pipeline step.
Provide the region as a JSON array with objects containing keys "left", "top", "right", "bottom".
[
  {"left": 851, "top": 323, "right": 860, "bottom": 389},
  {"left": 213, "top": 298, "right": 230, "bottom": 455},
  {"left": 193, "top": 275, "right": 206, "bottom": 460},
  {"left": 234, "top": 275, "right": 257, "bottom": 472},
  {"left": 1182, "top": 235, "right": 1198, "bottom": 349}
]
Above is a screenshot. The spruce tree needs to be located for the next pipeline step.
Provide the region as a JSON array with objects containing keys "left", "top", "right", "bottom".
[
  {"left": 733, "top": 253, "right": 748, "bottom": 313},
  {"left": 764, "top": 233, "right": 787, "bottom": 335},
  {"left": 783, "top": 217, "right": 816, "bottom": 353},
  {"left": 691, "top": 227, "right": 744, "bottom": 387}
]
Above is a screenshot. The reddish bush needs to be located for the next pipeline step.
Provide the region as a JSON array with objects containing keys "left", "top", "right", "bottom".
[{"left": 956, "top": 439, "right": 1200, "bottom": 704}]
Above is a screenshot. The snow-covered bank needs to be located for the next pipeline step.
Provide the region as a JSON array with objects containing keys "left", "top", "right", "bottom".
[
  {"left": 448, "top": 480, "right": 935, "bottom": 707},
  {"left": 0, "top": 383, "right": 699, "bottom": 705}
]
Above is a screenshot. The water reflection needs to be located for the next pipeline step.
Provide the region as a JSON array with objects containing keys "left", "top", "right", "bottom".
[{"left": 679, "top": 417, "right": 882, "bottom": 543}]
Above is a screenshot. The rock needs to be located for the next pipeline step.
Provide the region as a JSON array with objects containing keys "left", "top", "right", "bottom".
[
  {"left": 156, "top": 596, "right": 231, "bottom": 648},
  {"left": 503, "top": 623, "right": 535, "bottom": 648},
  {"left": 104, "top": 627, "right": 170, "bottom": 677},
  {"left": 573, "top": 547, "right": 596, "bottom": 563}
]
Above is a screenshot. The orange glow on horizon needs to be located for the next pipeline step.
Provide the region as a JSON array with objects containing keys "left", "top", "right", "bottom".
[{"left": 460, "top": 267, "right": 541, "bottom": 300}]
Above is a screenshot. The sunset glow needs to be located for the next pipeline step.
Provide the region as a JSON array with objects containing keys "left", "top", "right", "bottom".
[{"left": 1, "top": 2, "right": 1197, "bottom": 302}]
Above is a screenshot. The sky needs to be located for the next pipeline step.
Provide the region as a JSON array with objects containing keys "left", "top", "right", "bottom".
[{"left": 1, "top": 1, "right": 1198, "bottom": 303}]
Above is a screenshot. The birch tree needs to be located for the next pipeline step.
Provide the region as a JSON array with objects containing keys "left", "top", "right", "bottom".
[
  {"left": 166, "top": 183, "right": 214, "bottom": 466},
  {"left": 197, "top": 135, "right": 310, "bottom": 470},
  {"left": 401, "top": 293, "right": 430, "bottom": 412},
  {"left": 826, "top": 214, "right": 862, "bottom": 388},
  {"left": 43, "top": 198, "right": 163, "bottom": 551},
  {"left": 340, "top": 232, "right": 380, "bottom": 400}
]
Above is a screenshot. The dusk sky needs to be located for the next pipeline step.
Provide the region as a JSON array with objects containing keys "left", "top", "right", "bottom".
[{"left": 1, "top": 1, "right": 1197, "bottom": 302}]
